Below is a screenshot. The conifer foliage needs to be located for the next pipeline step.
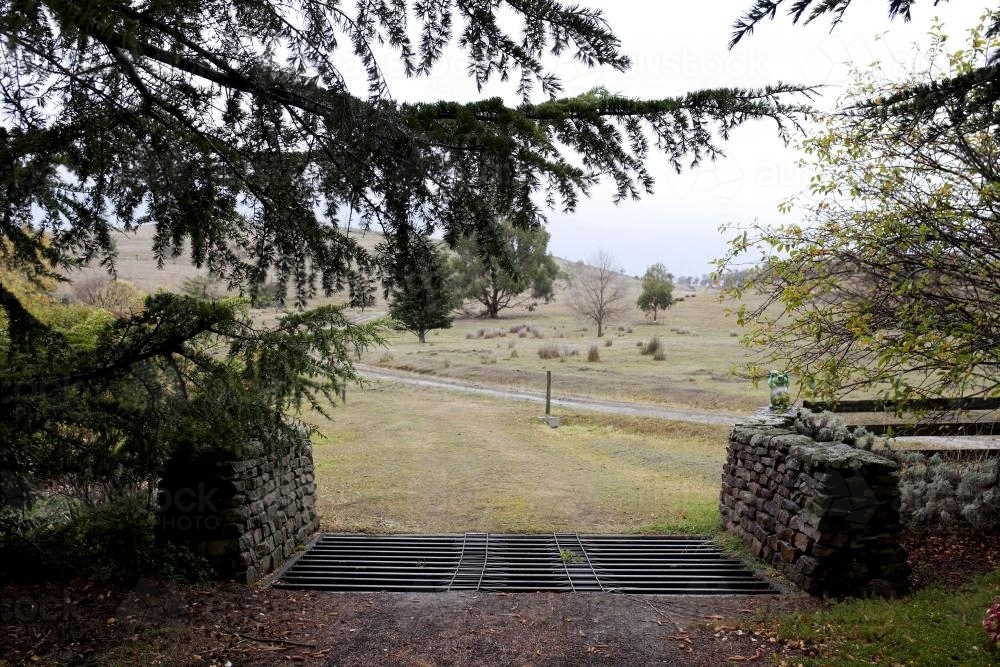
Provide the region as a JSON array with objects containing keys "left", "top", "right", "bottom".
[
  {"left": 0, "top": 1, "right": 811, "bottom": 552},
  {"left": 387, "top": 234, "right": 458, "bottom": 342}
]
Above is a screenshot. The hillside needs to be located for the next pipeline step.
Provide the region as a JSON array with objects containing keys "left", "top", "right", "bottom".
[{"left": 53, "top": 225, "right": 758, "bottom": 411}]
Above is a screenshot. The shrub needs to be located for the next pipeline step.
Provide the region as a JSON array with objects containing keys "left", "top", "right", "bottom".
[
  {"left": 480, "top": 352, "right": 497, "bottom": 364},
  {"left": 587, "top": 345, "right": 600, "bottom": 362},
  {"left": 653, "top": 349, "right": 666, "bottom": 361},
  {"left": 2, "top": 495, "right": 215, "bottom": 583},
  {"left": 894, "top": 451, "right": 1000, "bottom": 533},
  {"left": 604, "top": 337, "right": 613, "bottom": 347},
  {"left": 181, "top": 271, "right": 227, "bottom": 299},
  {"left": 378, "top": 351, "right": 394, "bottom": 364},
  {"left": 73, "top": 276, "right": 142, "bottom": 315},
  {"left": 792, "top": 409, "right": 880, "bottom": 450},
  {"left": 640, "top": 336, "right": 663, "bottom": 356},
  {"left": 24, "top": 495, "right": 153, "bottom": 580},
  {"left": 509, "top": 348, "right": 518, "bottom": 359}
]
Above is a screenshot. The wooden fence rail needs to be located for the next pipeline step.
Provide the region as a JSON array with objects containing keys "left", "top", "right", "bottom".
[{"left": 802, "top": 398, "right": 1000, "bottom": 439}]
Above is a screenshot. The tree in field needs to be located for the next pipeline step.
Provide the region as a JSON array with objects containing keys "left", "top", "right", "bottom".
[
  {"left": 0, "top": 0, "right": 811, "bottom": 566},
  {"left": 387, "top": 235, "right": 459, "bottom": 343},
  {"left": 450, "top": 220, "right": 562, "bottom": 318},
  {"left": 720, "top": 18, "right": 1000, "bottom": 407},
  {"left": 569, "top": 252, "right": 629, "bottom": 337},
  {"left": 637, "top": 263, "right": 675, "bottom": 322}
]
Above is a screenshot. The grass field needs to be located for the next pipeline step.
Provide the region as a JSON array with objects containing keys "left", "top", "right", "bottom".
[
  {"left": 362, "top": 290, "right": 764, "bottom": 413},
  {"left": 63, "top": 225, "right": 766, "bottom": 535},
  {"left": 308, "top": 382, "right": 729, "bottom": 534}
]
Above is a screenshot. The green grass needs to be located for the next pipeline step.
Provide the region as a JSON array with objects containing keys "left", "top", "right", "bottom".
[
  {"left": 770, "top": 570, "right": 1000, "bottom": 666},
  {"left": 308, "top": 383, "right": 728, "bottom": 534},
  {"left": 360, "top": 286, "right": 764, "bottom": 413}
]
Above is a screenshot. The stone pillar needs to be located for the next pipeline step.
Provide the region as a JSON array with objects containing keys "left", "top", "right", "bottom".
[
  {"left": 720, "top": 416, "right": 909, "bottom": 597},
  {"left": 156, "top": 439, "right": 320, "bottom": 583}
]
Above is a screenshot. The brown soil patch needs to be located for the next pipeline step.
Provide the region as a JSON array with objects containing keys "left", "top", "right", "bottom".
[{"left": 2, "top": 579, "right": 819, "bottom": 666}]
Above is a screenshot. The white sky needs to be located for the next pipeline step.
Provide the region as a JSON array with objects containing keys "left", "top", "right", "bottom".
[{"left": 362, "top": 1, "right": 989, "bottom": 278}]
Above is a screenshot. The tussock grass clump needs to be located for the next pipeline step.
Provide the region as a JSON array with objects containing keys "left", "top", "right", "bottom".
[
  {"left": 640, "top": 336, "right": 663, "bottom": 356},
  {"left": 480, "top": 352, "right": 497, "bottom": 364},
  {"left": 538, "top": 344, "right": 562, "bottom": 360},
  {"left": 510, "top": 323, "right": 545, "bottom": 338},
  {"left": 467, "top": 328, "right": 505, "bottom": 340},
  {"left": 538, "top": 344, "right": 579, "bottom": 360},
  {"left": 604, "top": 338, "right": 613, "bottom": 348},
  {"left": 587, "top": 345, "right": 600, "bottom": 362},
  {"left": 653, "top": 349, "right": 666, "bottom": 361},
  {"left": 378, "top": 351, "right": 394, "bottom": 364}
]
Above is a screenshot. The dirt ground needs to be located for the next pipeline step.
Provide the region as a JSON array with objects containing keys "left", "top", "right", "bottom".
[
  {"left": 4, "top": 531, "right": 999, "bottom": 666},
  {"left": 4, "top": 580, "right": 820, "bottom": 666}
]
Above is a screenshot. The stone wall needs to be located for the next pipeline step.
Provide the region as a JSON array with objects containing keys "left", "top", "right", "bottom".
[
  {"left": 720, "top": 415, "right": 909, "bottom": 597},
  {"left": 156, "top": 439, "right": 320, "bottom": 583}
]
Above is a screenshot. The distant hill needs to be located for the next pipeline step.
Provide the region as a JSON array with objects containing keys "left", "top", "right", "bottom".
[{"left": 56, "top": 226, "right": 700, "bottom": 315}]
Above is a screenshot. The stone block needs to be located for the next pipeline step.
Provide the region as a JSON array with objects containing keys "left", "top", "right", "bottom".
[{"left": 793, "top": 532, "right": 813, "bottom": 553}]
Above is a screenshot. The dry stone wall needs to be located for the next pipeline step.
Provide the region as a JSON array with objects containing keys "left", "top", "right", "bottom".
[
  {"left": 156, "top": 439, "right": 319, "bottom": 583},
  {"left": 721, "top": 415, "right": 909, "bottom": 597}
]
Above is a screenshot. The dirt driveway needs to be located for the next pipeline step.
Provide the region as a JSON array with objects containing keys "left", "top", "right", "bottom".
[{"left": 94, "top": 580, "right": 818, "bottom": 666}]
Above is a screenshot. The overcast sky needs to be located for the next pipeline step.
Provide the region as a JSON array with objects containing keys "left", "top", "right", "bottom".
[{"left": 367, "top": 1, "right": 988, "bottom": 278}]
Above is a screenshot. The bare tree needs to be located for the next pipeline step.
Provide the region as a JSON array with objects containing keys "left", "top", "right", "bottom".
[{"left": 568, "top": 252, "right": 629, "bottom": 337}]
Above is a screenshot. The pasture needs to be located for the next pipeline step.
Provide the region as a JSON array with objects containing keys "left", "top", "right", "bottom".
[{"left": 65, "top": 225, "right": 767, "bottom": 534}]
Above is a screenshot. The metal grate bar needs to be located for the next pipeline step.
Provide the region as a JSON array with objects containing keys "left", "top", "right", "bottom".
[
  {"left": 573, "top": 533, "right": 606, "bottom": 592},
  {"left": 552, "top": 533, "right": 576, "bottom": 592},
  {"left": 274, "top": 533, "right": 777, "bottom": 595},
  {"left": 475, "top": 532, "right": 490, "bottom": 592}
]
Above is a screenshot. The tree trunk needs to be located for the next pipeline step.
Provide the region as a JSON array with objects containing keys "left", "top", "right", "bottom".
[{"left": 418, "top": 330, "right": 427, "bottom": 343}]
